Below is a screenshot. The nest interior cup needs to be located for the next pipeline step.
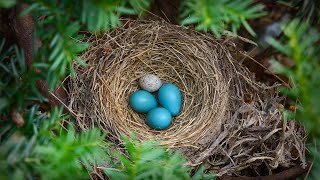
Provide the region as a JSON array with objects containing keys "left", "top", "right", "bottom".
[{"left": 69, "top": 20, "right": 305, "bottom": 176}]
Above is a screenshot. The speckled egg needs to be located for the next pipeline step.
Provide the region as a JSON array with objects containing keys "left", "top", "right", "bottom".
[{"left": 139, "top": 74, "right": 162, "bottom": 92}]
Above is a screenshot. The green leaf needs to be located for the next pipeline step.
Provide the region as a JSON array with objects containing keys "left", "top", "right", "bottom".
[
  {"left": 102, "top": 134, "right": 215, "bottom": 179},
  {"left": 267, "top": 19, "right": 320, "bottom": 177},
  {"left": 0, "top": 38, "right": 5, "bottom": 52},
  {"left": 0, "top": 97, "right": 9, "bottom": 111},
  {"left": 50, "top": 34, "right": 60, "bottom": 48},
  {"left": 48, "top": 41, "right": 62, "bottom": 61},
  {"left": 181, "top": 16, "right": 200, "bottom": 26},
  {"left": 266, "top": 37, "right": 291, "bottom": 55},
  {"left": 74, "top": 57, "right": 87, "bottom": 67},
  {"left": 19, "top": 3, "right": 39, "bottom": 16},
  {"left": 65, "top": 22, "right": 80, "bottom": 37},
  {"left": 241, "top": 19, "right": 256, "bottom": 36},
  {"left": 49, "top": 52, "right": 65, "bottom": 71},
  {"left": 269, "top": 59, "right": 292, "bottom": 75},
  {"left": 0, "top": 0, "right": 16, "bottom": 8},
  {"left": 10, "top": 56, "right": 19, "bottom": 78},
  {"left": 139, "top": 148, "right": 165, "bottom": 163},
  {"left": 32, "top": 63, "right": 50, "bottom": 68},
  {"left": 192, "top": 166, "right": 216, "bottom": 180},
  {"left": 103, "top": 168, "right": 128, "bottom": 179},
  {"left": 0, "top": 63, "right": 11, "bottom": 74},
  {"left": 22, "top": 135, "right": 36, "bottom": 157},
  {"left": 180, "top": 0, "right": 264, "bottom": 37},
  {"left": 117, "top": 6, "right": 136, "bottom": 15},
  {"left": 14, "top": 46, "right": 25, "bottom": 71}
]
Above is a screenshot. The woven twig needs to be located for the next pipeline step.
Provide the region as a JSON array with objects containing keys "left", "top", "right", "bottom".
[{"left": 68, "top": 20, "right": 305, "bottom": 176}]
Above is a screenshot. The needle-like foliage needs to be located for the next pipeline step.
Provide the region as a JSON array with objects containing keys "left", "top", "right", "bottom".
[
  {"left": 0, "top": 106, "right": 108, "bottom": 180},
  {"left": 0, "top": 1, "right": 214, "bottom": 179},
  {"left": 267, "top": 19, "right": 320, "bottom": 179},
  {"left": 0, "top": 39, "right": 44, "bottom": 114},
  {"left": 82, "top": 0, "right": 151, "bottom": 32},
  {"left": 2, "top": 0, "right": 320, "bottom": 179},
  {"left": 103, "top": 135, "right": 215, "bottom": 180},
  {"left": 267, "top": 19, "right": 320, "bottom": 136},
  {"left": 22, "top": 0, "right": 151, "bottom": 90},
  {"left": 180, "top": 0, "right": 266, "bottom": 37}
]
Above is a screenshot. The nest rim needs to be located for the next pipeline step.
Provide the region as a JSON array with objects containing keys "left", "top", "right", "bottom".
[{"left": 68, "top": 19, "right": 306, "bottom": 176}]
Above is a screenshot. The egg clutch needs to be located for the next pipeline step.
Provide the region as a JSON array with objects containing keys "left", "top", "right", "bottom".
[{"left": 129, "top": 74, "right": 182, "bottom": 130}]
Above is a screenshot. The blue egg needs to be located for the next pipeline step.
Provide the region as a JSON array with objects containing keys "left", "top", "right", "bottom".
[
  {"left": 158, "top": 84, "right": 182, "bottom": 116},
  {"left": 146, "top": 108, "right": 172, "bottom": 130},
  {"left": 129, "top": 90, "right": 157, "bottom": 113}
]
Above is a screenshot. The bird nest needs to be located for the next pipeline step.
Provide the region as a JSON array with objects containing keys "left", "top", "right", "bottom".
[{"left": 68, "top": 20, "right": 306, "bottom": 176}]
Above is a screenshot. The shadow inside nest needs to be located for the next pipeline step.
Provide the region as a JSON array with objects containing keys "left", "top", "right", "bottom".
[{"left": 67, "top": 19, "right": 306, "bottom": 177}]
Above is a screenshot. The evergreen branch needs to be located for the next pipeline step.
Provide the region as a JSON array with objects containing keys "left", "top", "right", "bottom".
[
  {"left": 103, "top": 135, "right": 215, "bottom": 180},
  {"left": 21, "top": 0, "right": 151, "bottom": 90},
  {"left": 180, "top": 0, "right": 266, "bottom": 37},
  {"left": 0, "top": 105, "right": 108, "bottom": 179},
  {"left": 33, "top": 126, "right": 108, "bottom": 179},
  {"left": 0, "top": 39, "right": 44, "bottom": 114},
  {"left": 267, "top": 19, "right": 320, "bottom": 136},
  {"left": 267, "top": 19, "right": 320, "bottom": 178},
  {"left": 81, "top": 0, "right": 151, "bottom": 32},
  {"left": 81, "top": 0, "right": 123, "bottom": 32}
]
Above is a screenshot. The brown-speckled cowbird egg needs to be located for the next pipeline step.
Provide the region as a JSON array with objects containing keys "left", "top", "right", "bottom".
[{"left": 139, "top": 74, "right": 162, "bottom": 92}]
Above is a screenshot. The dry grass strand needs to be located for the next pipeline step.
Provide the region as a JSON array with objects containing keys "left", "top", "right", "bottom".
[{"left": 68, "top": 20, "right": 305, "bottom": 176}]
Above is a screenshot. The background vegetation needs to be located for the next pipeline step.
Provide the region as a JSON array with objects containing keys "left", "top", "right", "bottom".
[{"left": 0, "top": 0, "right": 319, "bottom": 179}]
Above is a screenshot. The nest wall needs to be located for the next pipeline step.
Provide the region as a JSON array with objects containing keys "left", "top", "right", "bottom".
[{"left": 68, "top": 20, "right": 305, "bottom": 176}]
